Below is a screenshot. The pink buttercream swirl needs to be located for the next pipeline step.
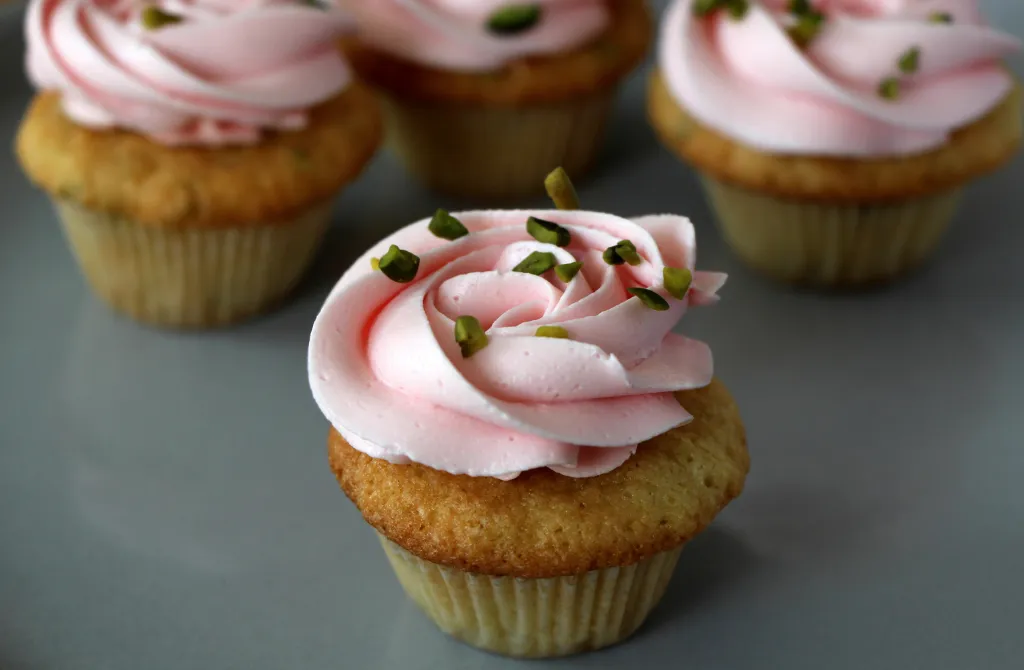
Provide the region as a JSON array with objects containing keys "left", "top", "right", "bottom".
[
  {"left": 337, "top": 0, "right": 610, "bottom": 71},
  {"left": 25, "top": 0, "right": 355, "bottom": 146},
  {"left": 308, "top": 210, "right": 727, "bottom": 480},
  {"left": 659, "top": 0, "right": 1021, "bottom": 156}
]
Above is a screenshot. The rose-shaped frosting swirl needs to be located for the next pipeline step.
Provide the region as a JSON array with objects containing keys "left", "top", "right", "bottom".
[
  {"left": 26, "top": 0, "right": 355, "bottom": 146},
  {"left": 308, "top": 209, "right": 727, "bottom": 480},
  {"left": 337, "top": 0, "right": 609, "bottom": 71},
  {"left": 659, "top": 0, "right": 1021, "bottom": 156}
]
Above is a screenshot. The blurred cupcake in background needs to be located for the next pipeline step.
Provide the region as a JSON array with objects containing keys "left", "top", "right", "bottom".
[
  {"left": 16, "top": 0, "right": 382, "bottom": 328},
  {"left": 337, "top": 0, "right": 651, "bottom": 199},
  {"left": 648, "top": 0, "right": 1021, "bottom": 287}
]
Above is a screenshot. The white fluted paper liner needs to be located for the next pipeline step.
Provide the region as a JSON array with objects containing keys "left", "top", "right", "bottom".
[
  {"left": 53, "top": 199, "right": 332, "bottom": 328},
  {"left": 378, "top": 91, "right": 614, "bottom": 200},
  {"left": 699, "top": 175, "right": 963, "bottom": 287},
  {"left": 379, "top": 534, "right": 682, "bottom": 658}
]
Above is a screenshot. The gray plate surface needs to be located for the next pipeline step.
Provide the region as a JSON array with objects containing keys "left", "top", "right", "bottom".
[{"left": 2, "top": 2, "right": 1023, "bottom": 668}]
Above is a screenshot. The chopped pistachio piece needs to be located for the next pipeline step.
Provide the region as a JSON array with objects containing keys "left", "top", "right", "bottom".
[
  {"left": 428, "top": 209, "right": 469, "bottom": 240},
  {"left": 928, "top": 11, "right": 953, "bottom": 24},
  {"left": 378, "top": 245, "right": 420, "bottom": 283},
  {"left": 663, "top": 267, "right": 693, "bottom": 300},
  {"left": 787, "top": 11, "right": 824, "bottom": 48},
  {"left": 628, "top": 288, "right": 670, "bottom": 311},
  {"left": 725, "top": 0, "right": 749, "bottom": 20},
  {"left": 602, "top": 245, "right": 625, "bottom": 266},
  {"left": 512, "top": 251, "right": 557, "bottom": 275},
  {"left": 141, "top": 6, "right": 182, "bottom": 29},
  {"left": 543, "top": 167, "right": 580, "bottom": 210},
  {"left": 898, "top": 46, "right": 920, "bottom": 74},
  {"left": 370, "top": 257, "right": 380, "bottom": 271},
  {"left": 487, "top": 4, "right": 541, "bottom": 35},
  {"left": 613, "top": 240, "right": 643, "bottom": 266},
  {"left": 692, "top": 0, "right": 721, "bottom": 17},
  {"left": 787, "top": 0, "right": 811, "bottom": 13},
  {"left": 526, "top": 216, "right": 571, "bottom": 247},
  {"left": 878, "top": 77, "right": 900, "bottom": 101},
  {"left": 555, "top": 261, "right": 583, "bottom": 283},
  {"left": 454, "top": 316, "right": 488, "bottom": 358},
  {"left": 535, "top": 325, "right": 570, "bottom": 339}
]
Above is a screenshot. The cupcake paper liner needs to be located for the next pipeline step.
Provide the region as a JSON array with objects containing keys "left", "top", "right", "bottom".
[
  {"left": 378, "top": 91, "right": 614, "bottom": 200},
  {"left": 699, "top": 175, "right": 963, "bottom": 287},
  {"left": 53, "top": 198, "right": 333, "bottom": 328},
  {"left": 379, "top": 534, "right": 682, "bottom": 659}
]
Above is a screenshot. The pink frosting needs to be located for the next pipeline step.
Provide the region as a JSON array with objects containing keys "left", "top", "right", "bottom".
[
  {"left": 25, "top": 0, "right": 355, "bottom": 146},
  {"left": 336, "top": 0, "right": 609, "bottom": 71},
  {"left": 659, "top": 0, "right": 1021, "bottom": 156},
  {"left": 308, "top": 209, "right": 727, "bottom": 479}
]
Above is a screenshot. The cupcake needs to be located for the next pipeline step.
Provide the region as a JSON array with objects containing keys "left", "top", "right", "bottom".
[
  {"left": 337, "top": 0, "right": 651, "bottom": 199},
  {"left": 16, "top": 0, "right": 382, "bottom": 328},
  {"left": 308, "top": 169, "right": 748, "bottom": 657},
  {"left": 648, "top": 0, "right": 1022, "bottom": 287}
]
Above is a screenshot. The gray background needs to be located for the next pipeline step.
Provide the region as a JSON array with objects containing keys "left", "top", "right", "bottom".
[{"left": 2, "top": 1, "right": 1023, "bottom": 668}]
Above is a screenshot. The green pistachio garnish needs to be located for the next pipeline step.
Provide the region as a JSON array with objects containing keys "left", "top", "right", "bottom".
[
  {"left": 378, "top": 245, "right": 420, "bottom": 283},
  {"left": 454, "top": 316, "right": 489, "bottom": 358},
  {"left": 370, "top": 257, "right": 380, "bottom": 271},
  {"left": 692, "top": 0, "right": 720, "bottom": 17},
  {"left": 602, "top": 245, "right": 625, "bottom": 266},
  {"left": 544, "top": 167, "right": 580, "bottom": 210},
  {"left": 304, "top": 0, "right": 327, "bottom": 9},
  {"left": 526, "top": 216, "right": 571, "bottom": 247},
  {"left": 726, "top": 0, "right": 749, "bottom": 20},
  {"left": 928, "top": 12, "right": 953, "bottom": 24},
  {"left": 663, "top": 267, "right": 693, "bottom": 300},
  {"left": 428, "top": 209, "right": 469, "bottom": 241},
  {"left": 613, "top": 240, "right": 643, "bottom": 266},
  {"left": 787, "top": 11, "right": 825, "bottom": 48},
  {"left": 141, "top": 6, "right": 182, "bottom": 29},
  {"left": 878, "top": 77, "right": 900, "bottom": 101},
  {"left": 512, "top": 251, "right": 558, "bottom": 275},
  {"left": 487, "top": 4, "right": 541, "bottom": 35},
  {"left": 535, "top": 325, "right": 570, "bottom": 339},
  {"left": 555, "top": 261, "right": 583, "bottom": 283},
  {"left": 787, "top": 0, "right": 811, "bottom": 13},
  {"left": 692, "top": 0, "right": 747, "bottom": 20},
  {"left": 603, "top": 240, "right": 643, "bottom": 266},
  {"left": 628, "top": 288, "right": 670, "bottom": 311},
  {"left": 898, "top": 46, "right": 920, "bottom": 74}
]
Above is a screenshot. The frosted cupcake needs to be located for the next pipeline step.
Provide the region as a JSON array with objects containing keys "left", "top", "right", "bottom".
[
  {"left": 337, "top": 0, "right": 651, "bottom": 199},
  {"left": 16, "top": 0, "right": 382, "bottom": 328},
  {"left": 308, "top": 169, "right": 748, "bottom": 657},
  {"left": 648, "top": 0, "right": 1021, "bottom": 287}
]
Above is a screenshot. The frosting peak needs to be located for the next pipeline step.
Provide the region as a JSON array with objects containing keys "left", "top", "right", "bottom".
[
  {"left": 337, "top": 0, "right": 610, "bottom": 71},
  {"left": 308, "top": 208, "right": 726, "bottom": 480},
  {"left": 26, "top": 0, "right": 355, "bottom": 146},
  {"left": 659, "top": 0, "right": 1021, "bottom": 157}
]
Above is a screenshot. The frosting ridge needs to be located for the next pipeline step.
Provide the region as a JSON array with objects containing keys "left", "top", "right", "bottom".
[
  {"left": 26, "top": 0, "right": 355, "bottom": 146},
  {"left": 659, "top": 0, "right": 1021, "bottom": 156},
  {"left": 337, "top": 0, "right": 610, "bottom": 71},
  {"left": 308, "top": 209, "right": 726, "bottom": 480}
]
